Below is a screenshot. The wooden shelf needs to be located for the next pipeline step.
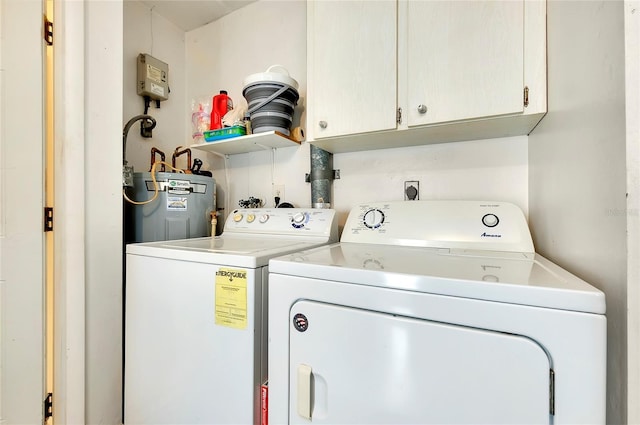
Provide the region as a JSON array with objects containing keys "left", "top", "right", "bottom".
[{"left": 191, "top": 131, "right": 301, "bottom": 155}]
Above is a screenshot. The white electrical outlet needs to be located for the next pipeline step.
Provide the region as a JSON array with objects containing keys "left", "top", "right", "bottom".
[{"left": 273, "top": 184, "right": 285, "bottom": 201}]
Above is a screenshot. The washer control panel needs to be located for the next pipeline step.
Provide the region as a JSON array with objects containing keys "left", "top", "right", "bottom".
[
  {"left": 342, "top": 201, "right": 534, "bottom": 253},
  {"left": 224, "top": 208, "right": 337, "bottom": 238}
]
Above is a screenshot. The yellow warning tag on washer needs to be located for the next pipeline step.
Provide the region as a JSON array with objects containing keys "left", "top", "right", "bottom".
[{"left": 215, "top": 268, "right": 248, "bottom": 329}]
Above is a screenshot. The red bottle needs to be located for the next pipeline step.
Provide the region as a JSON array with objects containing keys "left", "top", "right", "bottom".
[{"left": 210, "top": 90, "right": 233, "bottom": 130}]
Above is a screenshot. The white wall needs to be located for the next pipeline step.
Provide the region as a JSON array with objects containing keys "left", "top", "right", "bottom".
[
  {"left": 625, "top": 0, "right": 640, "bottom": 422},
  {"left": 182, "top": 0, "right": 528, "bottom": 226},
  {"left": 185, "top": 0, "right": 309, "bottom": 220},
  {"left": 0, "top": 0, "right": 45, "bottom": 422},
  {"left": 528, "top": 1, "right": 627, "bottom": 423},
  {"left": 333, "top": 136, "right": 528, "bottom": 227},
  {"left": 124, "top": 1, "right": 188, "bottom": 174}
]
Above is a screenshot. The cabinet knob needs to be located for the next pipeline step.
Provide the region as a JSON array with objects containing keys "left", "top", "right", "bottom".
[
  {"left": 417, "top": 104, "right": 428, "bottom": 114},
  {"left": 319, "top": 121, "right": 328, "bottom": 129}
]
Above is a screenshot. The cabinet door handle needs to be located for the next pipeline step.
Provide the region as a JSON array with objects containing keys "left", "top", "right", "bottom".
[
  {"left": 319, "top": 120, "right": 328, "bottom": 129},
  {"left": 417, "top": 104, "right": 428, "bottom": 114}
]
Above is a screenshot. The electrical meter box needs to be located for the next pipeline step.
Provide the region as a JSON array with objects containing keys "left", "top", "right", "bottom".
[{"left": 137, "top": 53, "right": 169, "bottom": 101}]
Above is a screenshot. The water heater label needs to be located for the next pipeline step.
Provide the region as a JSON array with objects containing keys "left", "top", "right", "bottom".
[
  {"left": 167, "top": 196, "right": 187, "bottom": 210},
  {"left": 214, "top": 268, "right": 248, "bottom": 329}
]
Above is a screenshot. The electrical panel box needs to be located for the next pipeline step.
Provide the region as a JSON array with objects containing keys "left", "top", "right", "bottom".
[{"left": 137, "top": 53, "right": 169, "bottom": 101}]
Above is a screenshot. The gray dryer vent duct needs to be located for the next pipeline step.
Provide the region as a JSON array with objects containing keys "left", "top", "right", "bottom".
[{"left": 307, "top": 144, "right": 339, "bottom": 209}]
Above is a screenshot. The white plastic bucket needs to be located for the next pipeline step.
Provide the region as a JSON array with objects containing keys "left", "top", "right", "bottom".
[{"left": 242, "top": 65, "right": 299, "bottom": 136}]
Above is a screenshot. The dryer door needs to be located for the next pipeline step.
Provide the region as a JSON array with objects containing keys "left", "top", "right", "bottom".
[{"left": 289, "top": 300, "right": 551, "bottom": 424}]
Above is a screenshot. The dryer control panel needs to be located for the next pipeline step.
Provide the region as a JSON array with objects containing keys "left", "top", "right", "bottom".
[{"left": 341, "top": 201, "right": 534, "bottom": 254}]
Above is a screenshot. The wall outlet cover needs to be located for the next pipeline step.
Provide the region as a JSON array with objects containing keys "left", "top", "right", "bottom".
[{"left": 404, "top": 181, "right": 419, "bottom": 201}]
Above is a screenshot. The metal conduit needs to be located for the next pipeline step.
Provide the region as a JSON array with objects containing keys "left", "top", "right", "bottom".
[{"left": 308, "top": 144, "right": 338, "bottom": 209}]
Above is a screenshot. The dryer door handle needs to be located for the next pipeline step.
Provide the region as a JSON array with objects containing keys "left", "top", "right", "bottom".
[{"left": 297, "top": 364, "right": 313, "bottom": 419}]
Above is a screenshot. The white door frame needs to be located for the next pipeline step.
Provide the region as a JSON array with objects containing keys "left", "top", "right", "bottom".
[
  {"left": 52, "top": 0, "right": 86, "bottom": 423},
  {"left": 53, "top": 1, "right": 124, "bottom": 423}
]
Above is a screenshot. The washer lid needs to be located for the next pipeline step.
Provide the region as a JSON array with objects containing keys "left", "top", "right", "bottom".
[
  {"left": 126, "top": 234, "right": 330, "bottom": 268},
  {"left": 269, "top": 243, "right": 606, "bottom": 314}
]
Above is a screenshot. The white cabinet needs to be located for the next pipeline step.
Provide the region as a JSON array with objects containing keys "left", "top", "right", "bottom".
[
  {"left": 307, "top": 0, "right": 397, "bottom": 139},
  {"left": 406, "top": 1, "right": 524, "bottom": 127},
  {"left": 307, "top": 0, "right": 547, "bottom": 153}
]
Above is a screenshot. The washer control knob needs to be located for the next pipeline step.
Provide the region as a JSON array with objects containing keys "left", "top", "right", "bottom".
[
  {"left": 482, "top": 213, "right": 499, "bottom": 227},
  {"left": 259, "top": 214, "right": 269, "bottom": 223},
  {"left": 246, "top": 214, "right": 256, "bottom": 223},
  {"left": 233, "top": 213, "right": 243, "bottom": 222},
  {"left": 292, "top": 212, "right": 307, "bottom": 224},
  {"left": 363, "top": 209, "right": 385, "bottom": 229}
]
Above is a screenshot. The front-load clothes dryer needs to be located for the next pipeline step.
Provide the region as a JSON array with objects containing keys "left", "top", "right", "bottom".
[
  {"left": 268, "top": 201, "right": 606, "bottom": 425},
  {"left": 125, "top": 208, "right": 338, "bottom": 425}
]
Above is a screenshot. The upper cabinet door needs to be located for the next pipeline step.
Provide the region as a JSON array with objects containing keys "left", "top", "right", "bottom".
[
  {"left": 406, "top": 0, "right": 525, "bottom": 127},
  {"left": 308, "top": 0, "right": 397, "bottom": 139}
]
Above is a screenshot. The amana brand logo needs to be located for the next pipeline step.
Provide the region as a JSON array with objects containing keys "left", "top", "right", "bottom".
[{"left": 481, "top": 232, "right": 502, "bottom": 238}]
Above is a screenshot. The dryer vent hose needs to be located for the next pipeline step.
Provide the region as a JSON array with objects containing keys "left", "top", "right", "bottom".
[{"left": 309, "top": 145, "right": 335, "bottom": 209}]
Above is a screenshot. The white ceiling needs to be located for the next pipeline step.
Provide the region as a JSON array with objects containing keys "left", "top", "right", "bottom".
[{"left": 137, "top": 0, "right": 257, "bottom": 32}]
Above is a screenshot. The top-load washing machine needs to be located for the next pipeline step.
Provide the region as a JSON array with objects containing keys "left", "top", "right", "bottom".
[
  {"left": 268, "top": 200, "right": 606, "bottom": 425},
  {"left": 125, "top": 208, "right": 338, "bottom": 425}
]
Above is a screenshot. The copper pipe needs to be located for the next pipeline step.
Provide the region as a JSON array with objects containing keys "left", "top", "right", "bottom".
[
  {"left": 150, "top": 147, "right": 166, "bottom": 172},
  {"left": 172, "top": 147, "right": 192, "bottom": 173}
]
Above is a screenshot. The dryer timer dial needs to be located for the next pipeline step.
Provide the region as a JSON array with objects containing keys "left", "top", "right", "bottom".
[{"left": 363, "top": 209, "right": 385, "bottom": 229}]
